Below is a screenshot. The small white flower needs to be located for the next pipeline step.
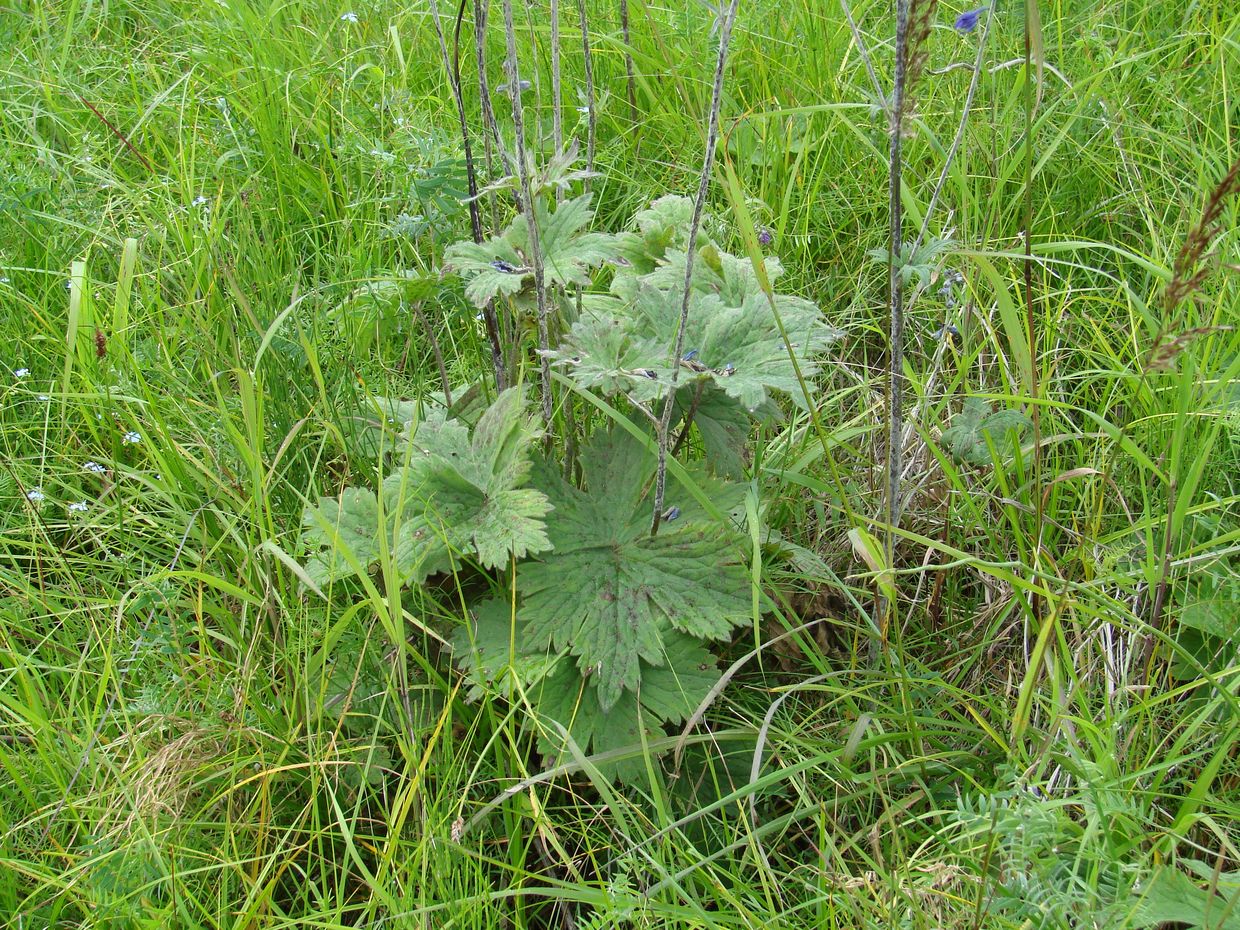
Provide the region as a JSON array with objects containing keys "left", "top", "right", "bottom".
[
  {"left": 13, "top": 368, "right": 29, "bottom": 378},
  {"left": 68, "top": 501, "right": 89, "bottom": 513},
  {"left": 576, "top": 105, "right": 590, "bottom": 114},
  {"left": 192, "top": 195, "right": 210, "bottom": 208},
  {"left": 0, "top": 275, "right": 10, "bottom": 283},
  {"left": 340, "top": 11, "right": 359, "bottom": 22},
  {"left": 84, "top": 461, "right": 107, "bottom": 474},
  {"left": 122, "top": 430, "right": 142, "bottom": 445},
  {"left": 26, "top": 488, "right": 44, "bottom": 502},
  {"left": 37, "top": 394, "right": 49, "bottom": 402},
  {"left": 65, "top": 279, "right": 73, "bottom": 290}
]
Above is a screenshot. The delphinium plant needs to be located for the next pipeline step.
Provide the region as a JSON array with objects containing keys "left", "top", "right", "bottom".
[{"left": 300, "top": 179, "right": 839, "bottom": 779}]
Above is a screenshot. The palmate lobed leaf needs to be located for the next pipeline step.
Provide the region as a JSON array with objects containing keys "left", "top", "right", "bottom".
[
  {"left": 301, "top": 486, "right": 385, "bottom": 587},
  {"left": 454, "top": 598, "right": 561, "bottom": 702},
  {"left": 547, "top": 281, "right": 837, "bottom": 413},
  {"left": 508, "top": 193, "right": 619, "bottom": 288},
  {"left": 520, "top": 430, "right": 749, "bottom": 711},
  {"left": 612, "top": 193, "right": 701, "bottom": 275},
  {"left": 301, "top": 388, "right": 552, "bottom": 586},
  {"left": 442, "top": 237, "right": 528, "bottom": 308},
  {"left": 391, "top": 387, "right": 552, "bottom": 570},
  {"left": 443, "top": 193, "right": 617, "bottom": 308},
  {"left": 637, "top": 244, "right": 784, "bottom": 307},
  {"left": 942, "top": 396, "right": 1033, "bottom": 465},
  {"left": 453, "top": 601, "right": 724, "bottom": 783},
  {"left": 674, "top": 384, "right": 778, "bottom": 478},
  {"left": 533, "top": 628, "right": 722, "bottom": 782}
]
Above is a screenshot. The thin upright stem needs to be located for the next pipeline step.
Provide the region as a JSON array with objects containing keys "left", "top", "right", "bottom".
[
  {"left": 838, "top": 0, "right": 886, "bottom": 113},
  {"left": 1023, "top": 0, "right": 1044, "bottom": 618},
  {"left": 576, "top": 0, "right": 596, "bottom": 178},
  {"left": 619, "top": 0, "right": 637, "bottom": 122},
  {"left": 432, "top": 0, "right": 506, "bottom": 390},
  {"left": 550, "top": 0, "right": 563, "bottom": 164},
  {"left": 886, "top": 0, "right": 909, "bottom": 529},
  {"left": 882, "top": 0, "right": 911, "bottom": 654},
  {"left": 651, "top": 0, "right": 740, "bottom": 536},
  {"left": 500, "top": 0, "right": 554, "bottom": 432},
  {"left": 913, "top": 3, "right": 995, "bottom": 252}
]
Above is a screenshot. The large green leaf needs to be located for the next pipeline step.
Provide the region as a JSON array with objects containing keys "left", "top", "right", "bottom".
[
  {"left": 533, "top": 628, "right": 722, "bottom": 782},
  {"left": 638, "top": 243, "right": 784, "bottom": 306},
  {"left": 941, "top": 396, "right": 1033, "bottom": 465},
  {"left": 454, "top": 598, "right": 561, "bottom": 701},
  {"left": 441, "top": 235, "right": 529, "bottom": 309},
  {"left": 386, "top": 387, "right": 553, "bottom": 571},
  {"left": 1131, "top": 866, "right": 1240, "bottom": 929},
  {"left": 443, "top": 193, "right": 617, "bottom": 308},
  {"left": 547, "top": 281, "right": 836, "bottom": 413},
  {"left": 612, "top": 194, "right": 701, "bottom": 277},
  {"left": 507, "top": 193, "right": 619, "bottom": 289},
  {"left": 301, "top": 486, "right": 385, "bottom": 586},
  {"left": 301, "top": 389, "right": 552, "bottom": 586},
  {"left": 521, "top": 430, "right": 749, "bottom": 711},
  {"left": 676, "top": 383, "right": 779, "bottom": 478}
]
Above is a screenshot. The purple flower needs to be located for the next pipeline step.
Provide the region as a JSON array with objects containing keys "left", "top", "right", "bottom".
[
  {"left": 757, "top": 227, "right": 773, "bottom": 246},
  {"left": 955, "top": 6, "right": 988, "bottom": 32}
]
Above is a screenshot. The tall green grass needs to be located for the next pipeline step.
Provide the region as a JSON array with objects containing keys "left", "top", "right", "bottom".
[{"left": 0, "top": 0, "right": 1236, "bottom": 927}]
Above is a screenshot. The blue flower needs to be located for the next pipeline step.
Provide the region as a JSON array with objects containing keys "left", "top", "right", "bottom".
[
  {"left": 955, "top": 6, "right": 988, "bottom": 32},
  {"left": 757, "top": 227, "right": 773, "bottom": 246}
]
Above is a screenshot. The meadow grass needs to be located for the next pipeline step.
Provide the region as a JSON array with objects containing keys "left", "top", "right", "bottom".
[{"left": 0, "top": 1, "right": 1237, "bottom": 927}]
